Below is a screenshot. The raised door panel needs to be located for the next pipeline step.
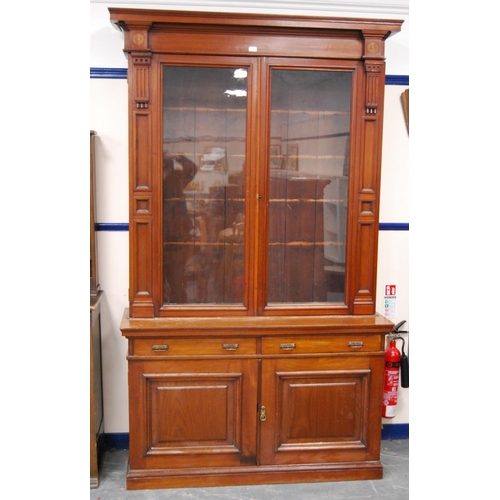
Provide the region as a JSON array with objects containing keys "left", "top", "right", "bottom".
[
  {"left": 128, "top": 358, "right": 258, "bottom": 470},
  {"left": 259, "top": 355, "right": 383, "bottom": 465}
]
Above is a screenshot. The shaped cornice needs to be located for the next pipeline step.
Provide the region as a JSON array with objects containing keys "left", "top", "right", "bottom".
[{"left": 94, "top": 0, "right": 409, "bottom": 17}]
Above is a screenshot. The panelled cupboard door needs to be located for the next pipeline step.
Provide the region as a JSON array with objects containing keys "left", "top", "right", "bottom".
[
  {"left": 259, "top": 355, "right": 384, "bottom": 465},
  {"left": 128, "top": 358, "right": 259, "bottom": 470}
]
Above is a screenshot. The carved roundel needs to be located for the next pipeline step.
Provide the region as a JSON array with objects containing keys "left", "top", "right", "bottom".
[
  {"left": 367, "top": 41, "right": 379, "bottom": 53},
  {"left": 132, "top": 33, "right": 145, "bottom": 45}
]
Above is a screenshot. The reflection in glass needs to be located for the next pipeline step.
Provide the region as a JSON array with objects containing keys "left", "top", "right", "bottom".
[
  {"left": 268, "top": 70, "right": 351, "bottom": 304},
  {"left": 162, "top": 66, "right": 247, "bottom": 305}
]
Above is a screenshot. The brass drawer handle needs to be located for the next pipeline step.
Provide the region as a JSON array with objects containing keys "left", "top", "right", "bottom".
[
  {"left": 151, "top": 344, "right": 169, "bottom": 352},
  {"left": 222, "top": 343, "right": 239, "bottom": 351},
  {"left": 280, "top": 343, "right": 296, "bottom": 351},
  {"left": 348, "top": 341, "right": 364, "bottom": 349}
]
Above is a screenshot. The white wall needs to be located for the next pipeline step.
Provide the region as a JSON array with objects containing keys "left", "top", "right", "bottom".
[
  {"left": 378, "top": 83, "right": 410, "bottom": 426},
  {"left": 90, "top": 0, "right": 409, "bottom": 434}
]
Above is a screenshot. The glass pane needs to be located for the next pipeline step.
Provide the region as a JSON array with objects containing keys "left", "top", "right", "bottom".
[
  {"left": 162, "top": 66, "right": 247, "bottom": 305},
  {"left": 268, "top": 69, "right": 351, "bottom": 304}
]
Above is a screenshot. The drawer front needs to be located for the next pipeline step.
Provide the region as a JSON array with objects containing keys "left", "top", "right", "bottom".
[
  {"left": 261, "top": 335, "right": 382, "bottom": 354},
  {"left": 132, "top": 338, "right": 257, "bottom": 357}
]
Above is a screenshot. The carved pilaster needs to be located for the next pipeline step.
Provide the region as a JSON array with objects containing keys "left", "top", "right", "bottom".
[
  {"left": 364, "top": 61, "right": 384, "bottom": 114},
  {"left": 362, "top": 33, "right": 385, "bottom": 115},
  {"left": 351, "top": 37, "right": 387, "bottom": 313},
  {"left": 121, "top": 23, "right": 152, "bottom": 109},
  {"left": 131, "top": 52, "right": 151, "bottom": 109},
  {"left": 123, "top": 25, "right": 154, "bottom": 317}
]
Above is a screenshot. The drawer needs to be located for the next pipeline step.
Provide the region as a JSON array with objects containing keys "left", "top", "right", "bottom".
[
  {"left": 261, "top": 335, "right": 382, "bottom": 354},
  {"left": 132, "top": 338, "right": 257, "bottom": 356}
]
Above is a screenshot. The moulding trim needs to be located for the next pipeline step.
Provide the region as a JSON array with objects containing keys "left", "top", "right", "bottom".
[{"left": 91, "top": 0, "right": 409, "bottom": 17}]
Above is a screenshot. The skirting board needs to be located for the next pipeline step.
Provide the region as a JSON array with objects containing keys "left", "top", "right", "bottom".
[
  {"left": 381, "top": 423, "right": 409, "bottom": 440},
  {"left": 105, "top": 424, "right": 409, "bottom": 450}
]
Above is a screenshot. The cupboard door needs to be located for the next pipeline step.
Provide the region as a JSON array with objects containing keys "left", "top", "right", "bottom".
[
  {"left": 128, "top": 358, "right": 258, "bottom": 470},
  {"left": 259, "top": 355, "right": 383, "bottom": 465}
]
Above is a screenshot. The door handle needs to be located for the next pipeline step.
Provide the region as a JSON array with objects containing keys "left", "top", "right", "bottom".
[{"left": 259, "top": 406, "right": 267, "bottom": 422}]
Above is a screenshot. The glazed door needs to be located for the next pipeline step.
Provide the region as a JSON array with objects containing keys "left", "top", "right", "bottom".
[
  {"left": 159, "top": 57, "right": 359, "bottom": 317},
  {"left": 128, "top": 358, "right": 259, "bottom": 470},
  {"left": 160, "top": 57, "right": 259, "bottom": 314},
  {"left": 261, "top": 59, "right": 359, "bottom": 315},
  {"left": 259, "top": 355, "right": 383, "bottom": 465}
]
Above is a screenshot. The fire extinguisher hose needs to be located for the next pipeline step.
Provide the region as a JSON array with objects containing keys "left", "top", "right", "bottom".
[
  {"left": 399, "top": 338, "right": 409, "bottom": 388},
  {"left": 392, "top": 321, "right": 409, "bottom": 389}
]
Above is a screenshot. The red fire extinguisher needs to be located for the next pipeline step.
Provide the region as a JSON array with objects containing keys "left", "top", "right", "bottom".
[{"left": 382, "top": 320, "right": 409, "bottom": 418}]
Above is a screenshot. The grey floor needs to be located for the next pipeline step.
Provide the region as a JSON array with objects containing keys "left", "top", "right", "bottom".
[{"left": 90, "top": 439, "right": 408, "bottom": 499}]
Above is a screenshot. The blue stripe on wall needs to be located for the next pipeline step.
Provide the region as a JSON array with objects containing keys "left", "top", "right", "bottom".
[
  {"left": 96, "top": 223, "right": 129, "bottom": 232},
  {"left": 90, "top": 67, "right": 127, "bottom": 79},
  {"left": 96, "top": 223, "right": 408, "bottom": 232},
  {"left": 90, "top": 68, "right": 409, "bottom": 86},
  {"left": 105, "top": 425, "right": 408, "bottom": 450},
  {"left": 386, "top": 75, "right": 409, "bottom": 86},
  {"left": 379, "top": 222, "right": 409, "bottom": 231}
]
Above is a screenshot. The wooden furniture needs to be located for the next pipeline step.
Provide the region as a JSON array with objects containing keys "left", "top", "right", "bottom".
[
  {"left": 90, "top": 130, "right": 100, "bottom": 298},
  {"left": 90, "top": 130, "right": 104, "bottom": 488},
  {"left": 109, "top": 8, "right": 403, "bottom": 490},
  {"left": 90, "top": 291, "right": 104, "bottom": 488}
]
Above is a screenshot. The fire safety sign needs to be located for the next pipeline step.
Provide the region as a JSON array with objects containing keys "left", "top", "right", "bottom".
[{"left": 384, "top": 284, "right": 397, "bottom": 319}]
